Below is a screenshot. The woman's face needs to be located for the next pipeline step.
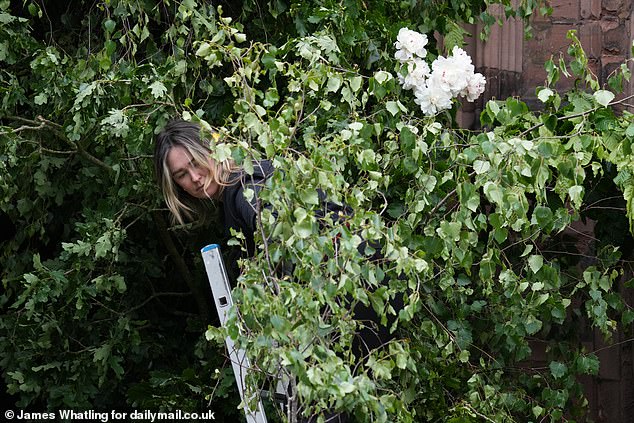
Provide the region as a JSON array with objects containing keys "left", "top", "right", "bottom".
[{"left": 166, "top": 145, "right": 220, "bottom": 199}]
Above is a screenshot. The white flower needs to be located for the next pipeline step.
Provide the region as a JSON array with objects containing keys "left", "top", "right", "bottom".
[
  {"left": 461, "top": 72, "right": 486, "bottom": 102},
  {"left": 394, "top": 28, "right": 428, "bottom": 62},
  {"left": 393, "top": 28, "right": 487, "bottom": 116},
  {"left": 413, "top": 75, "right": 453, "bottom": 115},
  {"left": 430, "top": 47, "right": 474, "bottom": 96},
  {"left": 398, "top": 59, "right": 431, "bottom": 91}
]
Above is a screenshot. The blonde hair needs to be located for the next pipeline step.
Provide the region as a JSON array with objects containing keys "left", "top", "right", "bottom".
[{"left": 154, "top": 119, "right": 240, "bottom": 225}]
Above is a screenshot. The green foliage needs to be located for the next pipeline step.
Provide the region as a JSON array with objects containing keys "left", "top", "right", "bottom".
[{"left": 2, "top": 1, "right": 633, "bottom": 422}]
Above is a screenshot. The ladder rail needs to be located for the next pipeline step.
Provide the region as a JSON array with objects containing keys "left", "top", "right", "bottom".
[{"left": 201, "top": 244, "right": 269, "bottom": 423}]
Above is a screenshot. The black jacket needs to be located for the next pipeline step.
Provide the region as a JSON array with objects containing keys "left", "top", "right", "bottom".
[{"left": 221, "top": 160, "right": 275, "bottom": 256}]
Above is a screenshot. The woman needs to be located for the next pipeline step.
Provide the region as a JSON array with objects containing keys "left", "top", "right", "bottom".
[
  {"left": 154, "top": 118, "right": 397, "bottom": 341},
  {"left": 155, "top": 119, "right": 352, "bottom": 422},
  {"left": 154, "top": 119, "right": 396, "bottom": 423},
  {"left": 154, "top": 119, "right": 274, "bottom": 256}
]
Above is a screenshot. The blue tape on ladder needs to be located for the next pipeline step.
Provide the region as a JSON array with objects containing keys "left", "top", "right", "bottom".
[{"left": 201, "top": 244, "right": 220, "bottom": 253}]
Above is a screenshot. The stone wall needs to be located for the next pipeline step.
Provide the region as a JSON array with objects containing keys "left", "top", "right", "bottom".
[
  {"left": 458, "top": 0, "right": 634, "bottom": 127},
  {"left": 525, "top": 0, "right": 632, "bottom": 98}
]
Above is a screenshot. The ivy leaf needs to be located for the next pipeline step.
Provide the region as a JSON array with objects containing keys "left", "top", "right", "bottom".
[
  {"left": 95, "top": 234, "right": 113, "bottom": 259},
  {"left": 93, "top": 345, "right": 111, "bottom": 363},
  {"left": 34, "top": 93, "right": 48, "bottom": 105},
  {"left": 577, "top": 355, "right": 599, "bottom": 375}
]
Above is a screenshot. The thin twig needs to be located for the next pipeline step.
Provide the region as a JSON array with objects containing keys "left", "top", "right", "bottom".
[{"left": 520, "top": 93, "right": 634, "bottom": 137}]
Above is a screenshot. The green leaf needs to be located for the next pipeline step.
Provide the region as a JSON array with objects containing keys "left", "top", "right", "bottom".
[
  {"left": 326, "top": 75, "right": 342, "bottom": 93},
  {"left": 459, "top": 182, "right": 480, "bottom": 212},
  {"left": 533, "top": 205, "right": 553, "bottom": 230},
  {"left": 570, "top": 58, "right": 584, "bottom": 76},
  {"left": 483, "top": 182, "right": 503, "bottom": 204},
  {"left": 374, "top": 70, "right": 393, "bottom": 84},
  {"left": 438, "top": 221, "right": 461, "bottom": 242},
  {"left": 213, "top": 143, "right": 232, "bottom": 162},
  {"left": 524, "top": 315, "right": 542, "bottom": 334},
  {"left": 520, "top": 244, "right": 533, "bottom": 257},
  {"left": 537, "top": 88, "right": 554, "bottom": 103},
  {"left": 577, "top": 355, "right": 599, "bottom": 375},
  {"left": 349, "top": 76, "right": 363, "bottom": 92},
  {"left": 34, "top": 93, "right": 48, "bottom": 105},
  {"left": 293, "top": 219, "right": 314, "bottom": 238},
  {"left": 93, "top": 345, "right": 111, "bottom": 363},
  {"left": 386, "top": 101, "right": 400, "bottom": 116},
  {"left": 568, "top": 185, "right": 583, "bottom": 208},
  {"left": 549, "top": 361, "right": 567, "bottom": 379},
  {"left": 472, "top": 160, "right": 490, "bottom": 175},
  {"left": 593, "top": 90, "right": 615, "bottom": 107},
  {"left": 528, "top": 255, "right": 543, "bottom": 273},
  {"left": 149, "top": 81, "right": 167, "bottom": 99},
  {"left": 103, "top": 19, "right": 116, "bottom": 33}
]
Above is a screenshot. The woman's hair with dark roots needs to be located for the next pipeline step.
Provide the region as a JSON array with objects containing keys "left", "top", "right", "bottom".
[{"left": 154, "top": 119, "right": 239, "bottom": 225}]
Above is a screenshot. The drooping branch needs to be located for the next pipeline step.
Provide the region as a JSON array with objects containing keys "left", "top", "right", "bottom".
[
  {"left": 3, "top": 115, "right": 113, "bottom": 173},
  {"left": 151, "top": 210, "right": 210, "bottom": 322},
  {"left": 519, "top": 93, "right": 634, "bottom": 138}
]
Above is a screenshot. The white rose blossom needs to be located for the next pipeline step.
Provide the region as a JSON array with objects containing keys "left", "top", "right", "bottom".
[
  {"left": 414, "top": 74, "right": 453, "bottom": 115},
  {"left": 398, "top": 59, "right": 431, "bottom": 91},
  {"left": 395, "top": 28, "right": 486, "bottom": 116},
  {"left": 462, "top": 72, "right": 487, "bottom": 102},
  {"left": 430, "top": 47, "right": 474, "bottom": 96},
  {"left": 394, "top": 28, "right": 428, "bottom": 62}
]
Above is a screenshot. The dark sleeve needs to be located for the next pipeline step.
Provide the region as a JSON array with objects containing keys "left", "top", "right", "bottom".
[
  {"left": 222, "top": 161, "right": 275, "bottom": 256},
  {"left": 237, "top": 162, "right": 275, "bottom": 231},
  {"left": 231, "top": 184, "right": 258, "bottom": 235}
]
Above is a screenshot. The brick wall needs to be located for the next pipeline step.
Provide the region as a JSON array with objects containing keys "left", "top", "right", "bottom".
[
  {"left": 525, "top": 0, "right": 632, "bottom": 98},
  {"left": 459, "top": 0, "right": 634, "bottom": 127}
]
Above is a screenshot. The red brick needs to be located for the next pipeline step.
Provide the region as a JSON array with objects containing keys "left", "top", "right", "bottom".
[
  {"left": 580, "top": 22, "right": 603, "bottom": 58},
  {"left": 602, "top": 19, "right": 629, "bottom": 54},
  {"left": 549, "top": 24, "right": 581, "bottom": 54},
  {"left": 581, "top": 0, "right": 602, "bottom": 18},
  {"left": 520, "top": 62, "right": 547, "bottom": 91},
  {"left": 525, "top": 24, "right": 578, "bottom": 65},
  {"left": 600, "top": 19, "right": 620, "bottom": 31},
  {"left": 602, "top": 0, "right": 624, "bottom": 13},
  {"left": 550, "top": 0, "right": 580, "bottom": 20},
  {"left": 601, "top": 54, "right": 628, "bottom": 80},
  {"left": 602, "top": 0, "right": 631, "bottom": 18}
]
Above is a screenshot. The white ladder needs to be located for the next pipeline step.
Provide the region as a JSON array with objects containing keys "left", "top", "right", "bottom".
[
  {"left": 201, "top": 244, "right": 269, "bottom": 423},
  {"left": 202, "top": 244, "right": 290, "bottom": 422}
]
